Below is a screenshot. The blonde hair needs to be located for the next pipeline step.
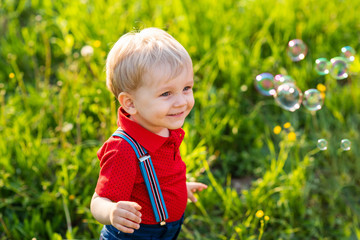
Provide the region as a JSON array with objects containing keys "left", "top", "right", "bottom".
[{"left": 106, "top": 27, "right": 192, "bottom": 98}]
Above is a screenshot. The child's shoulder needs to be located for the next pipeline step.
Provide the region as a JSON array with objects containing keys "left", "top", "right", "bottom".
[
  {"left": 97, "top": 135, "right": 137, "bottom": 159},
  {"left": 102, "top": 134, "right": 137, "bottom": 150}
]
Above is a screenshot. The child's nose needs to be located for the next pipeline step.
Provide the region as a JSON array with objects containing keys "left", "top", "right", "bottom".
[{"left": 173, "top": 94, "right": 187, "bottom": 106}]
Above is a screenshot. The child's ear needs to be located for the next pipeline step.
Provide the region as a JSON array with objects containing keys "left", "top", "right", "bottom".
[{"left": 118, "top": 92, "right": 137, "bottom": 115}]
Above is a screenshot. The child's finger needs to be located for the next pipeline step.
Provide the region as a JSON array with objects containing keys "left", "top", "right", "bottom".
[
  {"left": 196, "top": 183, "right": 208, "bottom": 190},
  {"left": 124, "top": 201, "right": 142, "bottom": 211},
  {"left": 190, "top": 182, "right": 208, "bottom": 191},
  {"left": 115, "top": 202, "right": 142, "bottom": 223},
  {"left": 117, "top": 201, "right": 142, "bottom": 216},
  {"left": 113, "top": 218, "right": 140, "bottom": 233},
  {"left": 187, "top": 191, "right": 198, "bottom": 203},
  {"left": 119, "top": 208, "right": 142, "bottom": 223}
]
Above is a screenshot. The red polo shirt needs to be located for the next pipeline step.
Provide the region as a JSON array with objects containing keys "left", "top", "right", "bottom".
[{"left": 95, "top": 107, "right": 187, "bottom": 224}]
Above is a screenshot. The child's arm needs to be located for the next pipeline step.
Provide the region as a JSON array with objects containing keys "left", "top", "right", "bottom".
[
  {"left": 90, "top": 192, "right": 142, "bottom": 233},
  {"left": 186, "top": 182, "right": 208, "bottom": 202}
]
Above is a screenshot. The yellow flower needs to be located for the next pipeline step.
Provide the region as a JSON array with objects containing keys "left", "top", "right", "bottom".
[
  {"left": 264, "top": 215, "right": 270, "bottom": 221},
  {"left": 317, "top": 83, "right": 326, "bottom": 92},
  {"left": 273, "top": 126, "right": 281, "bottom": 135},
  {"left": 256, "top": 210, "right": 264, "bottom": 218},
  {"left": 69, "top": 194, "right": 75, "bottom": 200},
  {"left": 93, "top": 40, "right": 101, "bottom": 48},
  {"left": 283, "top": 122, "right": 291, "bottom": 129},
  {"left": 234, "top": 226, "right": 242, "bottom": 233},
  {"left": 288, "top": 132, "right": 296, "bottom": 141},
  {"left": 9, "top": 73, "right": 15, "bottom": 78}
]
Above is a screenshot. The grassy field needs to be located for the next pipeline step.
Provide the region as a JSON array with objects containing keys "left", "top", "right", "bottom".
[{"left": 1, "top": 0, "right": 360, "bottom": 239}]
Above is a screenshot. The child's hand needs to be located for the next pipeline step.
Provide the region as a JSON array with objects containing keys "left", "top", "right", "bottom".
[
  {"left": 186, "top": 182, "right": 208, "bottom": 203},
  {"left": 109, "top": 201, "right": 142, "bottom": 233}
]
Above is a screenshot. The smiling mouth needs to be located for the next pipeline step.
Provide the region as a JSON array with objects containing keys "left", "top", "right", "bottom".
[{"left": 168, "top": 112, "right": 184, "bottom": 116}]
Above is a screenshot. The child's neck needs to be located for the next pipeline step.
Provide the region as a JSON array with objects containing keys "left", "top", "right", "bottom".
[
  {"left": 158, "top": 128, "right": 170, "bottom": 138},
  {"left": 129, "top": 116, "right": 170, "bottom": 137}
]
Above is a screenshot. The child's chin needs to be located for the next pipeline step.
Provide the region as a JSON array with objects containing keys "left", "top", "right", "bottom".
[{"left": 168, "top": 123, "right": 184, "bottom": 130}]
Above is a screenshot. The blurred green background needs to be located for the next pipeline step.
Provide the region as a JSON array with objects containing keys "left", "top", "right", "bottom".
[{"left": 1, "top": 0, "right": 360, "bottom": 239}]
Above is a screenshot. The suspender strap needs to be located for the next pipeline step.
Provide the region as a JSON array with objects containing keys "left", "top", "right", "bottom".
[{"left": 112, "top": 128, "right": 168, "bottom": 224}]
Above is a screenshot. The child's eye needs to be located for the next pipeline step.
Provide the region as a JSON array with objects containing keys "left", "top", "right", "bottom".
[
  {"left": 183, "top": 86, "right": 192, "bottom": 91},
  {"left": 160, "top": 92, "right": 170, "bottom": 97}
]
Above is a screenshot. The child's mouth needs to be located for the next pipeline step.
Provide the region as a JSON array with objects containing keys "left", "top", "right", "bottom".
[{"left": 168, "top": 112, "right": 184, "bottom": 117}]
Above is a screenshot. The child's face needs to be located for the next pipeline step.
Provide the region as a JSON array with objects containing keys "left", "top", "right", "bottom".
[{"left": 130, "top": 65, "right": 194, "bottom": 137}]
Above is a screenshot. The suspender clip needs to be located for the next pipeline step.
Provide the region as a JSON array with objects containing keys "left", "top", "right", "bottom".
[
  {"left": 160, "top": 221, "right": 166, "bottom": 226},
  {"left": 138, "top": 154, "right": 151, "bottom": 162}
]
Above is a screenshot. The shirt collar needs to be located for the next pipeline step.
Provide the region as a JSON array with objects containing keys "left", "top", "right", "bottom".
[{"left": 117, "top": 107, "right": 185, "bottom": 153}]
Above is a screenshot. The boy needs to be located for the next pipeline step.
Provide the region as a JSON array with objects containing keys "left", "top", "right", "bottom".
[{"left": 91, "top": 27, "right": 207, "bottom": 240}]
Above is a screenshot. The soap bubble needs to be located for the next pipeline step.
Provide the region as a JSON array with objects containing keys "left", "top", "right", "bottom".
[
  {"left": 317, "top": 139, "right": 328, "bottom": 150},
  {"left": 330, "top": 57, "right": 348, "bottom": 80},
  {"left": 255, "top": 73, "right": 275, "bottom": 96},
  {"left": 315, "top": 58, "right": 331, "bottom": 75},
  {"left": 341, "top": 46, "right": 355, "bottom": 62},
  {"left": 287, "top": 39, "right": 308, "bottom": 62},
  {"left": 274, "top": 74, "right": 284, "bottom": 83},
  {"left": 303, "top": 89, "right": 323, "bottom": 111},
  {"left": 274, "top": 83, "right": 303, "bottom": 112},
  {"left": 274, "top": 75, "right": 295, "bottom": 88},
  {"left": 340, "top": 139, "right": 351, "bottom": 151}
]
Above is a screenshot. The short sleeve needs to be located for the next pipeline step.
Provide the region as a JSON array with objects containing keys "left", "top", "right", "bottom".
[{"left": 95, "top": 137, "right": 137, "bottom": 202}]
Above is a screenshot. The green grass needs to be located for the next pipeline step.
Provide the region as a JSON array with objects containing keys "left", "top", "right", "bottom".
[{"left": 1, "top": 0, "right": 360, "bottom": 239}]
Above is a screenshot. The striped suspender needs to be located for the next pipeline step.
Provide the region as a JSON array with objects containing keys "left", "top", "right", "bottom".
[{"left": 112, "top": 128, "right": 168, "bottom": 225}]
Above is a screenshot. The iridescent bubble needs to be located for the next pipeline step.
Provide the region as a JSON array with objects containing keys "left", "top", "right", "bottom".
[
  {"left": 340, "top": 139, "right": 351, "bottom": 151},
  {"left": 255, "top": 73, "right": 275, "bottom": 96},
  {"left": 274, "top": 75, "right": 295, "bottom": 88},
  {"left": 274, "top": 74, "right": 284, "bottom": 83},
  {"left": 315, "top": 58, "right": 331, "bottom": 75},
  {"left": 274, "top": 83, "right": 303, "bottom": 112},
  {"left": 287, "top": 39, "right": 308, "bottom": 62},
  {"left": 317, "top": 139, "right": 328, "bottom": 151},
  {"left": 330, "top": 57, "right": 348, "bottom": 80},
  {"left": 341, "top": 46, "right": 355, "bottom": 62},
  {"left": 302, "top": 89, "right": 324, "bottom": 111}
]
